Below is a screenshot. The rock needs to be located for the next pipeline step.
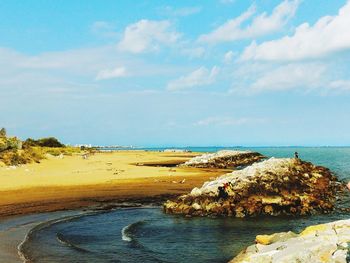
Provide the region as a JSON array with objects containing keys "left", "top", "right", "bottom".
[
  {"left": 230, "top": 219, "right": 350, "bottom": 263},
  {"left": 255, "top": 231, "right": 298, "bottom": 245},
  {"left": 192, "top": 203, "right": 201, "bottom": 210},
  {"left": 164, "top": 158, "right": 340, "bottom": 217},
  {"left": 190, "top": 187, "right": 202, "bottom": 196},
  {"left": 181, "top": 150, "right": 265, "bottom": 169}
]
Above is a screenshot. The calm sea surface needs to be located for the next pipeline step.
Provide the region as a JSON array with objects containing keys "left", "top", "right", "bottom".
[{"left": 18, "top": 147, "right": 350, "bottom": 262}]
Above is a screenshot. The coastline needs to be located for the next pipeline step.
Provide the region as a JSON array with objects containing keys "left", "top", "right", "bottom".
[
  {"left": 0, "top": 204, "right": 172, "bottom": 263},
  {"left": 1, "top": 149, "right": 349, "bottom": 262},
  {"left": 0, "top": 210, "right": 83, "bottom": 263},
  {"left": 0, "top": 150, "right": 227, "bottom": 262},
  {"left": 0, "top": 150, "right": 227, "bottom": 218}
]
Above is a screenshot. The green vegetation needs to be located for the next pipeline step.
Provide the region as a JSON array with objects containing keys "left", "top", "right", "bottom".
[
  {"left": 23, "top": 137, "right": 64, "bottom": 148},
  {"left": 0, "top": 136, "right": 22, "bottom": 152},
  {"left": 0, "top": 128, "right": 6, "bottom": 137},
  {"left": 0, "top": 147, "right": 44, "bottom": 166},
  {"left": 41, "top": 146, "right": 81, "bottom": 156},
  {"left": 0, "top": 128, "right": 82, "bottom": 166}
]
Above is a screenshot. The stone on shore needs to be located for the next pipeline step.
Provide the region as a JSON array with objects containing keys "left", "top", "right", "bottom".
[
  {"left": 181, "top": 150, "right": 265, "bottom": 169},
  {"left": 164, "top": 158, "right": 339, "bottom": 217},
  {"left": 230, "top": 219, "right": 350, "bottom": 263}
]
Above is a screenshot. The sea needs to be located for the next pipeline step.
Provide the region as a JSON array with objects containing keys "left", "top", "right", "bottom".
[{"left": 4, "top": 147, "right": 350, "bottom": 263}]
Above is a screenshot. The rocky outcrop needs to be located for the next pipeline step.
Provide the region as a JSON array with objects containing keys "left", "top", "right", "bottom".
[
  {"left": 230, "top": 219, "right": 350, "bottom": 263},
  {"left": 164, "top": 158, "right": 340, "bottom": 217},
  {"left": 181, "top": 150, "right": 265, "bottom": 169}
]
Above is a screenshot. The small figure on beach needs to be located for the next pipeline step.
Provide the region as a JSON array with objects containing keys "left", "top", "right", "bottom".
[
  {"left": 347, "top": 181, "right": 350, "bottom": 191},
  {"left": 294, "top": 152, "right": 299, "bottom": 159}
]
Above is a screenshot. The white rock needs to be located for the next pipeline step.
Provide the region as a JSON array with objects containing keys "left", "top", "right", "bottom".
[
  {"left": 190, "top": 187, "right": 202, "bottom": 196},
  {"left": 190, "top": 158, "right": 296, "bottom": 196},
  {"left": 183, "top": 150, "right": 253, "bottom": 166},
  {"left": 192, "top": 203, "right": 201, "bottom": 210},
  {"left": 230, "top": 219, "right": 350, "bottom": 263}
]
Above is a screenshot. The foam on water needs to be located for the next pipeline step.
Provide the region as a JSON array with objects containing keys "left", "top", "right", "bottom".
[
  {"left": 121, "top": 225, "right": 132, "bottom": 242},
  {"left": 121, "top": 221, "right": 146, "bottom": 242}
]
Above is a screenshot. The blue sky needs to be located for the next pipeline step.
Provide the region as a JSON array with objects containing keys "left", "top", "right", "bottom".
[{"left": 1, "top": 0, "right": 350, "bottom": 146}]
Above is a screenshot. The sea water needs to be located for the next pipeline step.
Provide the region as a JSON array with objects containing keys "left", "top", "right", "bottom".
[{"left": 17, "top": 147, "right": 350, "bottom": 262}]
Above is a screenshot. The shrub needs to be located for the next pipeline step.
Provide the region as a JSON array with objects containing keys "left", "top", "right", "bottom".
[
  {"left": 0, "top": 128, "right": 6, "bottom": 137},
  {"left": 24, "top": 137, "right": 64, "bottom": 148},
  {"left": 0, "top": 136, "right": 22, "bottom": 152},
  {"left": 0, "top": 148, "right": 45, "bottom": 166}
]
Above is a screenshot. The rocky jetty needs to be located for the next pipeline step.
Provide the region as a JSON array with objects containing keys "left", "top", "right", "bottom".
[
  {"left": 181, "top": 150, "right": 265, "bottom": 169},
  {"left": 164, "top": 158, "right": 339, "bottom": 217},
  {"left": 230, "top": 219, "right": 350, "bottom": 263}
]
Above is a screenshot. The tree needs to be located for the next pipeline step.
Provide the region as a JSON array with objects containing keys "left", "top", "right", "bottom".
[
  {"left": 23, "top": 137, "right": 65, "bottom": 148},
  {"left": 0, "top": 128, "right": 6, "bottom": 137}
]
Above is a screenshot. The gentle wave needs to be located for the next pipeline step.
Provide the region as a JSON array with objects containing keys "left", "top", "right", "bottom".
[
  {"left": 17, "top": 211, "right": 100, "bottom": 263},
  {"left": 121, "top": 220, "right": 146, "bottom": 242},
  {"left": 56, "top": 232, "right": 91, "bottom": 253}
]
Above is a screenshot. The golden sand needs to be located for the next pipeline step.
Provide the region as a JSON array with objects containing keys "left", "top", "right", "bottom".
[{"left": 0, "top": 150, "right": 227, "bottom": 217}]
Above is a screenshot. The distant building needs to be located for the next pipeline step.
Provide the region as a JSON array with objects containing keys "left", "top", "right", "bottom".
[{"left": 74, "top": 144, "right": 92, "bottom": 148}]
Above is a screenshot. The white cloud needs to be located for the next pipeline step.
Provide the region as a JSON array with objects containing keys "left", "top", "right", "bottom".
[
  {"left": 198, "top": 0, "right": 299, "bottom": 44},
  {"left": 240, "top": 63, "right": 326, "bottom": 92},
  {"left": 220, "top": 0, "right": 235, "bottom": 5},
  {"left": 159, "top": 6, "right": 202, "bottom": 17},
  {"left": 167, "top": 66, "right": 219, "bottom": 91},
  {"left": 195, "top": 117, "right": 248, "bottom": 126},
  {"left": 91, "top": 21, "right": 117, "bottom": 38},
  {"left": 180, "top": 47, "right": 205, "bottom": 58},
  {"left": 329, "top": 80, "right": 350, "bottom": 91},
  {"left": 194, "top": 116, "right": 265, "bottom": 126},
  {"left": 223, "top": 51, "right": 235, "bottom": 63},
  {"left": 0, "top": 45, "right": 187, "bottom": 98},
  {"left": 118, "top": 20, "right": 180, "bottom": 53},
  {"left": 241, "top": 1, "right": 350, "bottom": 61},
  {"left": 95, "top": 67, "right": 127, "bottom": 80},
  {"left": 229, "top": 61, "right": 350, "bottom": 94}
]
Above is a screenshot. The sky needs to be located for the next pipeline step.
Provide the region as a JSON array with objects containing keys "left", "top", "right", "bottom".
[{"left": 1, "top": 0, "right": 350, "bottom": 147}]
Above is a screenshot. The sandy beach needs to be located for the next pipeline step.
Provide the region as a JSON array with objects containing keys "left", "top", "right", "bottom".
[{"left": 0, "top": 150, "right": 227, "bottom": 218}]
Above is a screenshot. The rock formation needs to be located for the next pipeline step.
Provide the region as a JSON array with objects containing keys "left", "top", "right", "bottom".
[
  {"left": 181, "top": 150, "right": 265, "bottom": 169},
  {"left": 230, "top": 219, "right": 350, "bottom": 263},
  {"left": 164, "top": 158, "right": 340, "bottom": 217}
]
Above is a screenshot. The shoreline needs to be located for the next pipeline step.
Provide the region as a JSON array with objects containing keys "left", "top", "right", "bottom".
[
  {"left": 0, "top": 210, "right": 83, "bottom": 263},
  {"left": 1, "top": 203, "right": 166, "bottom": 263},
  {"left": 0, "top": 150, "right": 227, "bottom": 262},
  {"left": 0, "top": 150, "right": 228, "bottom": 218}
]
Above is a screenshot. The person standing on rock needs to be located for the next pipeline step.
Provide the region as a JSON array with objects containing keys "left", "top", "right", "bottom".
[
  {"left": 294, "top": 152, "right": 299, "bottom": 159},
  {"left": 218, "top": 185, "right": 228, "bottom": 199}
]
